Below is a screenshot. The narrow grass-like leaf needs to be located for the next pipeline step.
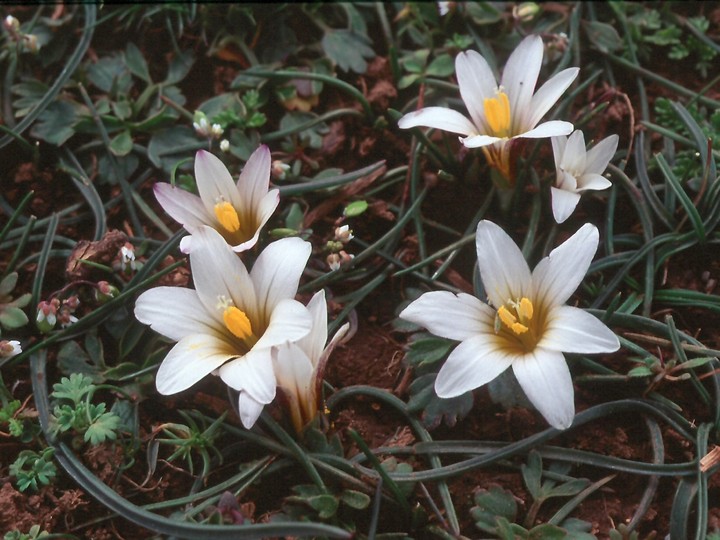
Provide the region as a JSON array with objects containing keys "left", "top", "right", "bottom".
[
  {"left": 30, "top": 213, "right": 59, "bottom": 311},
  {"left": 59, "top": 149, "right": 107, "bottom": 241},
  {"left": 278, "top": 160, "right": 386, "bottom": 196},
  {"left": 656, "top": 153, "right": 705, "bottom": 241}
]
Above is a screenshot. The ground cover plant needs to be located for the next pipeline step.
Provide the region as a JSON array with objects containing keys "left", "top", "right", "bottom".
[{"left": 1, "top": 2, "right": 720, "bottom": 538}]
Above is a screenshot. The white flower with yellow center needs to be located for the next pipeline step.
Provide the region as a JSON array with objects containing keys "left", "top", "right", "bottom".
[
  {"left": 551, "top": 130, "right": 619, "bottom": 223},
  {"left": 272, "top": 290, "right": 349, "bottom": 433},
  {"left": 154, "top": 145, "right": 280, "bottom": 253},
  {"left": 398, "top": 35, "right": 578, "bottom": 181},
  {"left": 134, "top": 226, "right": 313, "bottom": 428},
  {"left": 400, "top": 221, "right": 619, "bottom": 430}
]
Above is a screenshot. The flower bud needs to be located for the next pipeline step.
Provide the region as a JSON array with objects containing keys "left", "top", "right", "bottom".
[
  {"left": 219, "top": 139, "right": 230, "bottom": 152},
  {"left": 3, "top": 15, "right": 20, "bottom": 34},
  {"left": 120, "top": 243, "right": 137, "bottom": 273},
  {"left": 95, "top": 281, "right": 119, "bottom": 304},
  {"left": 36, "top": 299, "right": 59, "bottom": 333},
  {"left": 334, "top": 225, "right": 354, "bottom": 244},
  {"left": 513, "top": 2, "right": 540, "bottom": 22},
  {"left": 271, "top": 160, "right": 290, "bottom": 181},
  {"left": 0, "top": 339, "right": 21, "bottom": 358}
]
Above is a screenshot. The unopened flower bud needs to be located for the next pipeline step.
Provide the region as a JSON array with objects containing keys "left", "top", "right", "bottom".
[
  {"left": 220, "top": 139, "right": 230, "bottom": 152},
  {"left": 326, "top": 253, "right": 341, "bottom": 271},
  {"left": 95, "top": 281, "right": 119, "bottom": 304},
  {"left": 193, "top": 111, "right": 211, "bottom": 137},
  {"left": 120, "top": 243, "right": 136, "bottom": 273},
  {"left": 3, "top": 15, "right": 20, "bottom": 34},
  {"left": 63, "top": 295, "right": 80, "bottom": 311},
  {"left": 513, "top": 2, "right": 540, "bottom": 22},
  {"left": 36, "top": 299, "right": 59, "bottom": 333},
  {"left": 0, "top": 339, "right": 21, "bottom": 358},
  {"left": 57, "top": 308, "right": 78, "bottom": 328},
  {"left": 271, "top": 160, "right": 290, "bottom": 181},
  {"left": 211, "top": 123, "right": 224, "bottom": 138}
]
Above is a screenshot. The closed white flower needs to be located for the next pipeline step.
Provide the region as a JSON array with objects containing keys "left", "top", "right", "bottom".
[
  {"left": 399, "top": 35, "right": 578, "bottom": 181},
  {"left": 134, "top": 226, "right": 313, "bottom": 428},
  {"left": 154, "top": 145, "right": 279, "bottom": 253},
  {"left": 551, "top": 131, "right": 619, "bottom": 223},
  {"left": 400, "top": 220, "right": 619, "bottom": 430}
]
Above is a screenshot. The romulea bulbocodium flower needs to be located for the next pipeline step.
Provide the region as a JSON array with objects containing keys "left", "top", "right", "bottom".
[{"left": 400, "top": 220, "right": 620, "bottom": 430}]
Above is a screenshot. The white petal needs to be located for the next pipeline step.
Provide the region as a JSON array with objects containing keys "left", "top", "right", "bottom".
[
  {"left": 179, "top": 235, "right": 193, "bottom": 254},
  {"left": 585, "top": 134, "right": 619, "bottom": 174},
  {"left": 532, "top": 223, "right": 598, "bottom": 307},
  {"left": 250, "top": 237, "right": 311, "bottom": 321},
  {"left": 156, "top": 334, "right": 234, "bottom": 394},
  {"left": 237, "top": 145, "right": 272, "bottom": 212},
  {"left": 560, "top": 130, "right": 587, "bottom": 173},
  {"left": 190, "top": 226, "right": 255, "bottom": 322},
  {"left": 461, "top": 134, "right": 504, "bottom": 148},
  {"left": 540, "top": 306, "right": 620, "bottom": 354},
  {"left": 238, "top": 391, "right": 265, "bottom": 429},
  {"left": 219, "top": 347, "right": 276, "bottom": 403},
  {"left": 231, "top": 189, "right": 280, "bottom": 253},
  {"left": 273, "top": 343, "right": 314, "bottom": 398},
  {"left": 435, "top": 335, "right": 514, "bottom": 397},
  {"left": 526, "top": 67, "right": 579, "bottom": 129},
  {"left": 195, "top": 150, "right": 242, "bottom": 213},
  {"left": 135, "top": 287, "right": 217, "bottom": 341},
  {"left": 297, "top": 291, "right": 328, "bottom": 365},
  {"left": 501, "top": 35, "right": 543, "bottom": 131},
  {"left": 512, "top": 349, "right": 574, "bottom": 429},
  {"left": 398, "top": 107, "right": 477, "bottom": 136},
  {"left": 576, "top": 173, "right": 612, "bottom": 192},
  {"left": 551, "top": 135, "right": 567, "bottom": 170},
  {"left": 475, "top": 221, "right": 532, "bottom": 308},
  {"left": 399, "top": 291, "right": 494, "bottom": 341},
  {"left": 154, "top": 183, "right": 211, "bottom": 231},
  {"left": 518, "top": 120, "right": 574, "bottom": 139},
  {"left": 557, "top": 170, "right": 578, "bottom": 191},
  {"left": 550, "top": 186, "right": 581, "bottom": 224},
  {"left": 455, "top": 49, "right": 498, "bottom": 130},
  {"left": 254, "top": 298, "right": 313, "bottom": 350}
]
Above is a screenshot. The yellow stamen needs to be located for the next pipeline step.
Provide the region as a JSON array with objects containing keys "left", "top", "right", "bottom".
[
  {"left": 214, "top": 201, "right": 240, "bottom": 233},
  {"left": 483, "top": 91, "right": 511, "bottom": 136},
  {"left": 511, "top": 322, "right": 529, "bottom": 334},
  {"left": 223, "top": 306, "right": 253, "bottom": 340},
  {"left": 518, "top": 297, "right": 533, "bottom": 321},
  {"left": 497, "top": 305, "right": 517, "bottom": 328}
]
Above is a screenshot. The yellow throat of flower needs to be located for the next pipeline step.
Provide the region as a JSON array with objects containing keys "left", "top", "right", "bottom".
[
  {"left": 496, "top": 297, "right": 534, "bottom": 336},
  {"left": 214, "top": 201, "right": 241, "bottom": 233},
  {"left": 223, "top": 306, "right": 253, "bottom": 340},
  {"left": 483, "top": 90, "right": 511, "bottom": 137}
]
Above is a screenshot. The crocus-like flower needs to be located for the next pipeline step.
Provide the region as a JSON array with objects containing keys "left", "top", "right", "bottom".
[
  {"left": 272, "top": 290, "right": 349, "bottom": 433},
  {"left": 400, "top": 220, "right": 619, "bottom": 429},
  {"left": 398, "top": 35, "right": 578, "bottom": 181},
  {"left": 154, "top": 145, "right": 280, "bottom": 253},
  {"left": 134, "top": 226, "right": 313, "bottom": 428},
  {"left": 551, "top": 131, "right": 618, "bottom": 223}
]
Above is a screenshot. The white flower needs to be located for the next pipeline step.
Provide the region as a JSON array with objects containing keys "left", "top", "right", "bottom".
[
  {"left": 154, "top": 145, "right": 280, "bottom": 253},
  {"left": 134, "top": 226, "right": 313, "bottom": 428},
  {"left": 219, "top": 139, "right": 230, "bottom": 152},
  {"left": 0, "top": 339, "right": 22, "bottom": 358},
  {"left": 272, "top": 290, "right": 349, "bottom": 432},
  {"left": 398, "top": 35, "right": 578, "bottom": 181},
  {"left": 400, "top": 220, "right": 619, "bottom": 430},
  {"left": 120, "top": 243, "right": 136, "bottom": 272},
  {"left": 551, "top": 131, "right": 618, "bottom": 223}
]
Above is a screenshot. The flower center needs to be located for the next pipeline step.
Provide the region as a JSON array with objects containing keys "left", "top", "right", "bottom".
[
  {"left": 495, "top": 297, "right": 539, "bottom": 351},
  {"left": 213, "top": 201, "right": 241, "bottom": 233},
  {"left": 483, "top": 90, "right": 511, "bottom": 137},
  {"left": 217, "top": 295, "right": 258, "bottom": 347}
]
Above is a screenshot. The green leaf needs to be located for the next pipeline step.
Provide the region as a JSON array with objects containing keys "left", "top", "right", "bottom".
[
  {"left": 111, "top": 99, "right": 133, "bottom": 121},
  {"left": 109, "top": 130, "right": 133, "bottom": 157},
  {"left": 87, "top": 54, "right": 133, "bottom": 94},
  {"left": 405, "top": 335, "right": 453, "bottom": 367},
  {"left": 51, "top": 373, "right": 95, "bottom": 404},
  {"left": 344, "top": 200, "right": 368, "bottom": 217},
  {"left": 398, "top": 74, "right": 420, "bottom": 90},
  {"left": 147, "top": 126, "right": 202, "bottom": 172},
  {"left": 471, "top": 486, "right": 518, "bottom": 533},
  {"left": 528, "top": 524, "right": 568, "bottom": 540},
  {"left": 31, "top": 100, "right": 77, "bottom": 145},
  {"left": 425, "top": 54, "right": 454, "bottom": 77},
  {"left": 57, "top": 341, "right": 103, "bottom": 381},
  {"left": 125, "top": 42, "right": 151, "bottom": 83},
  {"left": 546, "top": 478, "right": 590, "bottom": 498},
  {"left": 582, "top": 20, "right": 623, "bottom": 53},
  {"left": 165, "top": 50, "right": 194, "bottom": 84},
  {"left": 84, "top": 410, "right": 121, "bottom": 445},
  {"left": 321, "top": 29, "right": 375, "bottom": 74},
  {"left": 0, "top": 306, "right": 28, "bottom": 329},
  {"left": 0, "top": 272, "right": 19, "bottom": 296},
  {"left": 627, "top": 366, "right": 653, "bottom": 377},
  {"left": 521, "top": 451, "right": 543, "bottom": 500},
  {"left": 307, "top": 494, "right": 339, "bottom": 519},
  {"left": 340, "top": 489, "right": 371, "bottom": 510}
]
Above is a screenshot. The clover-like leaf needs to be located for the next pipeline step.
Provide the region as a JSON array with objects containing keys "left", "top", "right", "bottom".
[{"left": 321, "top": 29, "right": 374, "bottom": 74}]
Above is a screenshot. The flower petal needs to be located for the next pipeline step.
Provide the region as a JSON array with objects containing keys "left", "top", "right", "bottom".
[
  {"left": 250, "top": 237, "right": 311, "bottom": 320},
  {"left": 230, "top": 189, "right": 280, "bottom": 253},
  {"left": 254, "top": 298, "right": 313, "bottom": 350},
  {"left": 154, "top": 183, "right": 211, "bottom": 231},
  {"left": 398, "top": 107, "right": 477, "bottom": 136},
  {"left": 435, "top": 335, "right": 514, "bottom": 397},
  {"left": 560, "top": 130, "right": 587, "bottom": 173},
  {"left": 195, "top": 150, "right": 242, "bottom": 213},
  {"left": 518, "top": 120, "right": 574, "bottom": 139},
  {"left": 526, "top": 67, "right": 579, "bottom": 129},
  {"left": 476, "top": 220, "right": 532, "bottom": 308},
  {"left": 455, "top": 49, "right": 498, "bottom": 130},
  {"left": 532, "top": 223, "right": 598, "bottom": 307},
  {"left": 461, "top": 134, "right": 504, "bottom": 148},
  {"left": 190, "top": 226, "right": 256, "bottom": 323},
  {"left": 577, "top": 173, "right": 612, "bottom": 192},
  {"left": 297, "top": 290, "right": 328, "bottom": 365},
  {"left": 512, "top": 349, "right": 574, "bottom": 429},
  {"left": 399, "top": 291, "right": 494, "bottom": 341},
  {"left": 273, "top": 343, "right": 313, "bottom": 399},
  {"left": 501, "top": 35, "right": 543, "bottom": 132},
  {"left": 156, "top": 334, "right": 235, "bottom": 394},
  {"left": 238, "top": 391, "right": 265, "bottom": 429},
  {"left": 219, "top": 347, "right": 276, "bottom": 404},
  {"left": 540, "top": 305, "right": 620, "bottom": 354},
  {"left": 585, "top": 134, "right": 619, "bottom": 173},
  {"left": 551, "top": 135, "right": 567, "bottom": 170},
  {"left": 237, "top": 144, "right": 272, "bottom": 212},
  {"left": 550, "top": 186, "right": 581, "bottom": 224},
  {"left": 135, "top": 287, "right": 217, "bottom": 341}
]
